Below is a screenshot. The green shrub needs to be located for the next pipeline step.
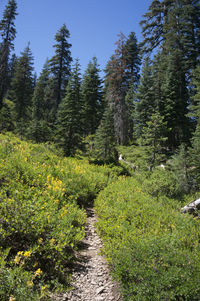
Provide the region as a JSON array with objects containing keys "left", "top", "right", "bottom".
[
  {"left": 142, "top": 168, "right": 180, "bottom": 198},
  {"left": 0, "top": 248, "right": 41, "bottom": 301},
  {"left": 95, "top": 176, "right": 200, "bottom": 300}
]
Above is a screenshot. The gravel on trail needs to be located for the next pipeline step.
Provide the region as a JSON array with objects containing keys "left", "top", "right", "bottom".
[{"left": 53, "top": 208, "right": 122, "bottom": 301}]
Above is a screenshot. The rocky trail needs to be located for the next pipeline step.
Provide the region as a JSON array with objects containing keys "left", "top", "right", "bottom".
[{"left": 54, "top": 208, "right": 122, "bottom": 301}]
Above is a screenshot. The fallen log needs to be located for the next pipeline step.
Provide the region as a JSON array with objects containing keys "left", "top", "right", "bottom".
[{"left": 181, "top": 198, "right": 200, "bottom": 213}]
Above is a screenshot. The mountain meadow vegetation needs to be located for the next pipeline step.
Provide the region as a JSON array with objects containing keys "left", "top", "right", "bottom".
[{"left": 1, "top": 0, "right": 200, "bottom": 300}]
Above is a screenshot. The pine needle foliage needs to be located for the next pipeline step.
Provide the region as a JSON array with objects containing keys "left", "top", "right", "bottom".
[{"left": 56, "top": 59, "right": 83, "bottom": 156}]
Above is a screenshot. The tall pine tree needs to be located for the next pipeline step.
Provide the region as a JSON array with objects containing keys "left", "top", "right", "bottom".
[
  {"left": 94, "top": 104, "right": 117, "bottom": 162},
  {"left": 105, "top": 32, "right": 140, "bottom": 145},
  {"left": 56, "top": 59, "right": 83, "bottom": 156},
  {"left": 161, "top": 50, "right": 190, "bottom": 148},
  {"left": 0, "top": 0, "right": 17, "bottom": 109},
  {"left": 10, "top": 44, "right": 34, "bottom": 135},
  {"left": 188, "top": 65, "right": 200, "bottom": 189},
  {"left": 190, "top": 65, "right": 200, "bottom": 126},
  {"left": 82, "top": 57, "right": 102, "bottom": 136},
  {"left": 124, "top": 32, "right": 141, "bottom": 142},
  {"left": 124, "top": 31, "right": 141, "bottom": 91},
  {"left": 49, "top": 24, "right": 72, "bottom": 109},
  {"left": 30, "top": 60, "right": 52, "bottom": 142},
  {"left": 140, "top": 0, "right": 200, "bottom": 68},
  {"left": 135, "top": 57, "right": 155, "bottom": 135},
  {"left": 139, "top": 111, "right": 168, "bottom": 170},
  {"left": 105, "top": 33, "right": 129, "bottom": 145},
  {"left": 139, "top": 0, "right": 200, "bottom": 150}
]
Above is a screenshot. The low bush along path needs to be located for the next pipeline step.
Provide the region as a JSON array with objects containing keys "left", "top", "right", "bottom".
[{"left": 54, "top": 208, "right": 121, "bottom": 301}]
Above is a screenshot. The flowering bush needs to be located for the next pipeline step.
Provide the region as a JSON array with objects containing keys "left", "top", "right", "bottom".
[{"left": 0, "top": 133, "right": 114, "bottom": 299}]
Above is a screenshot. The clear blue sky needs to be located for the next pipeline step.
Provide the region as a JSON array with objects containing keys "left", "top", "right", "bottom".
[{"left": 0, "top": 0, "right": 152, "bottom": 76}]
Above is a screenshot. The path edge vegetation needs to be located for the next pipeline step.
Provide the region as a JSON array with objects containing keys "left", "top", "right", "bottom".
[{"left": 0, "top": 133, "right": 122, "bottom": 300}]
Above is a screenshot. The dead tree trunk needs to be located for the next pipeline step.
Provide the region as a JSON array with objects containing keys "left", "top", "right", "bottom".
[{"left": 181, "top": 198, "right": 200, "bottom": 213}]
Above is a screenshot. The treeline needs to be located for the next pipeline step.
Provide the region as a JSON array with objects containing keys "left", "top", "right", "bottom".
[
  {"left": 1, "top": 1, "right": 200, "bottom": 176},
  {"left": 0, "top": 0, "right": 140, "bottom": 157}
]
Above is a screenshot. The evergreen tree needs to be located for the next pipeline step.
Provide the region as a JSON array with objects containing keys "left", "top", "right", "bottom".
[
  {"left": 82, "top": 57, "right": 102, "bottom": 136},
  {"left": 49, "top": 24, "right": 72, "bottom": 108},
  {"left": 42, "top": 77, "right": 58, "bottom": 134},
  {"left": 187, "top": 65, "right": 200, "bottom": 190},
  {"left": 140, "top": 0, "right": 200, "bottom": 70},
  {"left": 6, "top": 53, "right": 17, "bottom": 95},
  {"left": 190, "top": 65, "right": 200, "bottom": 125},
  {"left": 171, "top": 144, "right": 191, "bottom": 194},
  {"left": 140, "top": 0, "right": 164, "bottom": 54},
  {"left": 30, "top": 60, "right": 52, "bottom": 142},
  {"left": 94, "top": 104, "right": 117, "bottom": 162},
  {"left": 0, "top": 0, "right": 17, "bottom": 108},
  {"left": 56, "top": 59, "right": 83, "bottom": 156},
  {"left": 125, "top": 85, "right": 135, "bottom": 142},
  {"left": 140, "top": 0, "right": 198, "bottom": 150},
  {"left": 151, "top": 52, "right": 165, "bottom": 111},
  {"left": 10, "top": 44, "right": 34, "bottom": 135},
  {"left": 161, "top": 50, "right": 190, "bottom": 148},
  {"left": 139, "top": 111, "right": 168, "bottom": 170},
  {"left": 135, "top": 57, "right": 155, "bottom": 135},
  {"left": 189, "top": 125, "right": 200, "bottom": 190},
  {"left": 105, "top": 32, "right": 141, "bottom": 145},
  {"left": 124, "top": 32, "right": 141, "bottom": 142},
  {"left": 124, "top": 31, "right": 141, "bottom": 91},
  {"left": 0, "top": 99, "right": 14, "bottom": 131},
  {"left": 105, "top": 33, "right": 128, "bottom": 145}
]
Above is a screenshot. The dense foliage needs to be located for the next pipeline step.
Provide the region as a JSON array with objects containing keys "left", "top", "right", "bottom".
[
  {"left": 0, "top": 0, "right": 17, "bottom": 109},
  {"left": 0, "top": 133, "right": 117, "bottom": 300},
  {"left": 95, "top": 175, "right": 200, "bottom": 300}
]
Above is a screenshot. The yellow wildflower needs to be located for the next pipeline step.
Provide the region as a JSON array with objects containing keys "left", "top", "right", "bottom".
[
  {"left": 14, "top": 255, "right": 21, "bottom": 264},
  {"left": 41, "top": 285, "right": 47, "bottom": 293},
  {"left": 38, "top": 237, "right": 43, "bottom": 244},
  {"left": 9, "top": 296, "right": 16, "bottom": 301},
  {"left": 24, "top": 251, "right": 31, "bottom": 258},
  {"left": 34, "top": 268, "right": 42, "bottom": 277},
  {"left": 61, "top": 206, "right": 68, "bottom": 215}
]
